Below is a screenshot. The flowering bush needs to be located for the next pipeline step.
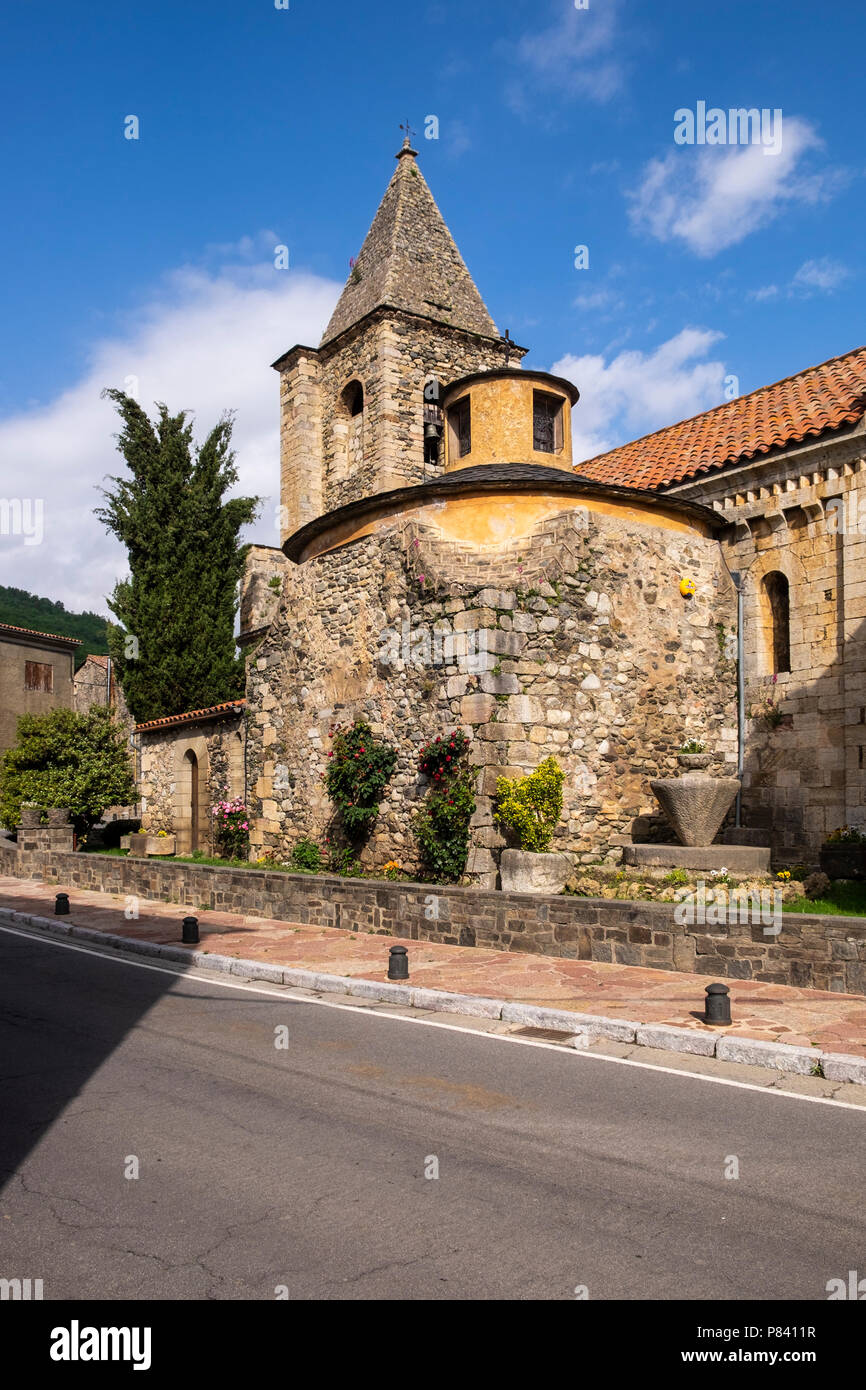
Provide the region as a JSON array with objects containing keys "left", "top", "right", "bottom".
[
  {"left": 825, "top": 825, "right": 866, "bottom": 845},
  {"left": 419, "top": 730, "right": 470, "bottom": 781},
  {"left": 324, "top": 721, "right": 397, "bottom": 842},
  {"left": 211, "top": 794, "right": 249, "bottom": 860},
  {"left": 382, "top": 859, "right": 403, "bottom": 881},
  {"left": 414, "top": 731, "right": 475, "bottom": 883}
]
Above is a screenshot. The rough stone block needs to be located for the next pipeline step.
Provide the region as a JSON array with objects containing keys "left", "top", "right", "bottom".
[
  {"left": 714, "top": 1035, "right": 822, "bottom": 1073},
  {"left": 635, "top": 1023, "right": 717, "bottom": 1056},
  {"left": 820, "top": 1051, "right": 866, "bottom": 1085},
  {"left": 460, "top": 693, "right": 495, "bottom": 723},
  {"left": 409, "top": 987, "right": 502, "bottom": 1018}
]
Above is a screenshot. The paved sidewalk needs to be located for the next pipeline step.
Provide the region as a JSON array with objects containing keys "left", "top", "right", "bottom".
[{"left": 4, "top": 872, "right": 866, "bottom": 1059}]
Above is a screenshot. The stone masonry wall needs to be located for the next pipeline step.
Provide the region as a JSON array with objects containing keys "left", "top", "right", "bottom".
[
  {"left": 318, "top": 314, "right": 515, "bottom": 512},
  {"left": 3, "top": 840, "right": 865, "bottom": 994},
  {"left": 239, "top": 545, "right": 289, "bottom": 635},
  {"left": 139, "top": 714, "right": 245, "bottom": 850},
  {"left": 245, "top": 501, "right": 738, "bottom": 884},
  {"left": 676, "top": 428, "right": 866, "bottom": 858},
  {"left": 277, "top": 312, "right": 517, "bottom": 542}
]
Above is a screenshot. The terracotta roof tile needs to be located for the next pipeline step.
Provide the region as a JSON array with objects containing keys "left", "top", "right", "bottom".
[
  {"left": 0, "top": 621, "right": 81, "bottom": 646},
  {"left": 573, "top": 346, "right": 866, "bottom": 491},
  {"left": 135, "top": 699, "right": 245, "bottom": 734}
]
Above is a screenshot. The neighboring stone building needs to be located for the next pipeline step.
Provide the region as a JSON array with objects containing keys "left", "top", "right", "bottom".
[
  {"left": 0, "top": 622, "right": 80, "bottom": 760},
  {"left": 138, "top": 139, "right": 866, "bottom": 874},
  {"left": 576, "top": 348, "right": 866, "bottom": 860},
  {"left": 136, "top": 701, "right": 246, "bottom": 854},
  {"left": 73, "top": 652, "right": 132, "bottom": 730}
]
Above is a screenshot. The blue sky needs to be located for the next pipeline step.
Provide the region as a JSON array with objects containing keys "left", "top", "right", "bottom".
[{"left": 1, "top": 0, "right": 863, "bottom": 611}]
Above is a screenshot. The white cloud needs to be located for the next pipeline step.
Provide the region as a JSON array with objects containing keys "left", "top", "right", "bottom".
[
  {"left": 0, "top": 245, "right": 339, "bottom": 613},
  {"left": 573, "top": 288, "right": 623, "bottom": 313},
  {"left": 506, "top": 0, "right": 624, "bottom": 112},
  {"left": 747, "top": 256, "right": 850, "bottom": 302},
  {"left": 552, "top": 327, "right": 728, "bottom": 462},
  {"left": 791, "top": 256, "right": 850, "bottom": 293},
  {"left": 747, "top": 284, "right": 779, "bottom": 301},
  {"left": 628, "top": 117, "right": 840, "bottom": 256}
]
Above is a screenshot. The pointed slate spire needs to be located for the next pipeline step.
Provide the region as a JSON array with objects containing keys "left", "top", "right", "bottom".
[{"left": 320, "top": 139, "right": 500, "bottom": 347}]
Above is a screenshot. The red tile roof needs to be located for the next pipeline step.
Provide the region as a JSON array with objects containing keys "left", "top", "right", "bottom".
[
  {"left": 574, "top": 346, "right": 866, "bottom": 491},
  {"left": 0, "top": 621, "right": 81, "bottom": 646},
  {"left": 135, "top": 699, "right": 246, "bottom": 733}
]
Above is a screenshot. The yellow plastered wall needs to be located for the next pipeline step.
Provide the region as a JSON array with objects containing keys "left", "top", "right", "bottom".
[{"left": 443, "top": 375, "right": 573, "bottom": 472}]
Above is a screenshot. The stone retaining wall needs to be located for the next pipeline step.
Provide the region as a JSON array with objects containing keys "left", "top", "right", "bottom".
[{"left": 2, "top": 841, "right": 865, "bottom": 995}]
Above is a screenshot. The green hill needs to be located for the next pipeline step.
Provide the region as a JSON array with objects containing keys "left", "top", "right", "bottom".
[{"left": 0, "top": 585, "right": 110, "bottom": 669}]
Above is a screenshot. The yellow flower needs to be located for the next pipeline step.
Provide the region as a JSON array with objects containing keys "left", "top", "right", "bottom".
[{"left": 777, "top": 870, "right": 791, "bottom": 881}]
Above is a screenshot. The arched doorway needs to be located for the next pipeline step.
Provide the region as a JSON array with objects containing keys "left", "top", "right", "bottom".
[
  {"left": 186, "top": 750, "right": 200, "bottom": 851},
  {"left": 174, "top": 737, "right": 209, "bottom": 854}
]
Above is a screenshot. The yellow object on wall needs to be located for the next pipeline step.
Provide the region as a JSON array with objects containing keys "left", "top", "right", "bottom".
[{"left": 680, "top": 577, "right": 696, "bottom": 597}]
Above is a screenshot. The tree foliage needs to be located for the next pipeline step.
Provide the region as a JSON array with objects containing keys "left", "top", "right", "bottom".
[
  {"left": 0, "top": 707, "right": 136, "bottom": 836},
  {"left": 0, "top": 584, "right": 108, "bottom": 667},
  {"left": 95, "top": 390, "right": 260, "bottom": 724}
]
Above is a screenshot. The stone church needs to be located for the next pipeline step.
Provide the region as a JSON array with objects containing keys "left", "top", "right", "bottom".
[{"left": 136, "top": 138, "right": 866, "bottom": 880}]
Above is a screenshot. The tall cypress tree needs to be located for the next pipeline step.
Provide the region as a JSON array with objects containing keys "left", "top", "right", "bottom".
[{"left": 96, "top": 390, "right": 260, "bottom": 724}]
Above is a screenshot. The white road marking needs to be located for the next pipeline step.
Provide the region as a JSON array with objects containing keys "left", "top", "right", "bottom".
[{"left": 2, "top": 920, "right": 864, "bottom": 1113}]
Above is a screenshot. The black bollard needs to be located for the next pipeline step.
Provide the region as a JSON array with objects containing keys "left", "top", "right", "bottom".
[
  {"left": 388, "top": 945, "right": 409, "bottom": 981},
  {"left": 705, "top": 981, "right": 732, "bottom": 1025},
  {"left": 54, "top": 892, "right": 70, "bottom": 916},
  {"left": 182, "top": 915, "right": 200, "bottom": 944}
]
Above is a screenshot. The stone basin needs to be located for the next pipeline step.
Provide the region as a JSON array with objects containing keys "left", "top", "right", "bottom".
[{"left": 650, "top": 772, "right": 741, "bottom": 848}]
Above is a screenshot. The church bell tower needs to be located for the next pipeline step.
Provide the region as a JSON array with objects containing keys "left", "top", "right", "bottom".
[{"left": 272, "top": 136, "right": 526, "bottom": 542}]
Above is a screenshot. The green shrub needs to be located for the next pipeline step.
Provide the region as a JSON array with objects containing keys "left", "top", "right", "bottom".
[
  {"left": 0, "top": 706, "right": 136, "bottom": 837},
  {"left": 494, "top": 756, "right": 564, "bottom": 853},
  {"left": 414, "top": 731, "right": 475, "bottom": 883},
  {"left": 679, "top": 738, "right": 705, "bottom": 754},
  {"left": 663, "top": 867, "right": 689, "bottom": 886},
  {"left": 326, "top": 844, "right": 362, "bottom": 877},
  {"left": 414, "top": 771, "right": 476, "bottom": 883},
  {"left": 290, "top": 838, "right": 322, "bottom": 873},
  {"left": 324, "top": 720, "right": 397, "bottom": 842}
]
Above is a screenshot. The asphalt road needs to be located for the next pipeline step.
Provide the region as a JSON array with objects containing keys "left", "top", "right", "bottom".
[{"left": 1, "top": 924, "right": 864, "bottom": 1301}]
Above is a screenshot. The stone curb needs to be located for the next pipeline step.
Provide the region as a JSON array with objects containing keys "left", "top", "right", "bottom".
[
  {"left": 635, "top": 1023, "right": 718, "bottom": 1056},
  {"left": 1, "top": 906, "right": 864, "bottom": 1081}
]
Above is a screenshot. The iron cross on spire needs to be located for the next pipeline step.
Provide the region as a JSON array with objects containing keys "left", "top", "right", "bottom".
[
  {"left": 501, "top": 329, "right": 515, "bottom": 367},
  {"left": 400, "top": 118, "right": 416, "bottom": 144}
]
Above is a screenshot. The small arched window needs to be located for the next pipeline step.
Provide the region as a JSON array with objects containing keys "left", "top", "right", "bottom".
[
  {"left": 338, "top": 380, "right": 364, "bottom": 476},
  {"left": 342, "top": 379, "right": 363, "bottom": 417},
  {"left": 763, "top": 571, "right": 791, "bottom": 674},
  {"left": 423, "top": 378, "right": 443, "bottom": 465}
]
